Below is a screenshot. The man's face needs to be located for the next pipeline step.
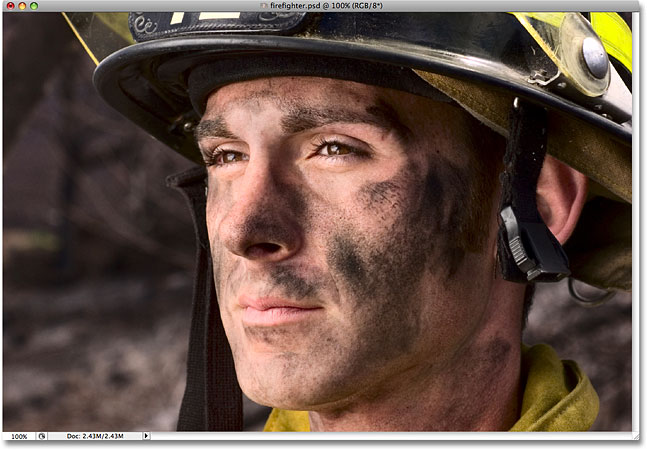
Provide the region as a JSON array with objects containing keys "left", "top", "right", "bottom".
[{"left": 198, "top": 76, "right": 501, "bottom": 410}]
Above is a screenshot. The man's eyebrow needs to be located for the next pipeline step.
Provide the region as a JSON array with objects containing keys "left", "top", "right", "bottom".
[
  {"left": 281, "top": 101, "right": 412, "bottom": 142},
  {"left": 194, "top": 116, "right": 239, "bottom": 141}
]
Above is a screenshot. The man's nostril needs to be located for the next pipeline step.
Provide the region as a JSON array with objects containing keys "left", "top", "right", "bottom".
[{"left": 246, "top": 243, "right": 282, "bottom": 259}]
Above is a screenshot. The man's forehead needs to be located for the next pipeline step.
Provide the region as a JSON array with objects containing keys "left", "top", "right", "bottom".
[{"left": 204, "top": 76, "right": 386, "bottom": 115}]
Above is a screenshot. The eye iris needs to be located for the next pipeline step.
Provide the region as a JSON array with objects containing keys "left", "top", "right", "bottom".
[
  {"left": 329, "top": 143, "right": 349, "bottom": 155},
  {"left": 225, "top": 152, "right": 237, "bottom": 163}
]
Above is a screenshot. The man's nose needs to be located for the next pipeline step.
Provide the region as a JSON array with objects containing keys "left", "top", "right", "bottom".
[{"left": 216, "top": 164, "right": 303, "bottom": 263}]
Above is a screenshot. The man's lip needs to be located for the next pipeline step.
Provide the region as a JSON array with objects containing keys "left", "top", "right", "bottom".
[
  {"left": 238, "top": 296, "right": 318, "bottom": 311},
  {"left": 238, "top": 296, "right": 323, "bottom": 326},
  {"left": 242, "top": 306, "right": 322, "bottom": 327}
]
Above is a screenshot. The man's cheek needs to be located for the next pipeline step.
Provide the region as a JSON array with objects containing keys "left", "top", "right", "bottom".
[
  {"left": 214, "top": 254, "right": 247, "bottom": 305},
  {"left": 339, "top": 158, "right": 478, "bottom": 292},
  {"left": 324, "top": 170, "right": 428, "bottom": 339},
  {"left": 208, "top": 230, "right": 224, "bottom": 293},
  {"left": 208, "top": 233, "right": 240, "bottom": 310},
  {"left": 206, "top": 190, "right": 235, "bottom": 292},
  {"left": 359, "top": 179, "right": 405, "bottom": 218},
  {"left": 418, "top": 159, "right": 487, "bottom": 279}
]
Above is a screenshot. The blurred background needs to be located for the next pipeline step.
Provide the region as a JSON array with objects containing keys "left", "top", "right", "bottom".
[{"left": 3, "top": 12, "right": 632, "bottom": 432}]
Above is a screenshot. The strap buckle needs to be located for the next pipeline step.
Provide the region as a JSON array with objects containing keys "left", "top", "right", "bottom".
[{"left": 500, "top": 205, "right": 570, "bottom": 282}]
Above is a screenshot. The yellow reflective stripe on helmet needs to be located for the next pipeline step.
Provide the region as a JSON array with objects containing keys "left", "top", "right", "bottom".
[
  {"left": 61, "top": 12, "right": 99, "bottom": 66},
  {"left": 514, "top": 12, "right": 564, "bottom": 28},
  {"left": 512, "top": 12, "right": 632, "bottom": 74},
  {"left": 590, "top": 12, "right": 632, "bottom": 72},
  {"left": 510, "top": 13, "right": 564, "bottom": 78},
  {"left": 96, "top": 13, "right": 135, "bottom": 46}
]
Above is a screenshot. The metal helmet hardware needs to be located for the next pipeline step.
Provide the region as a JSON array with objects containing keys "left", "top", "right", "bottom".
[
  {"left": 582, "top": 36, "right": 610, "bottom": 79},
  {"left": 568, "top": 277, "right": 616, "bottom": 308}
]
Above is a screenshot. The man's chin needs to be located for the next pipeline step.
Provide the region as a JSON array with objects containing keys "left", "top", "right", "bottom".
[
  {"left": 238, "top": 328, "right": 313, "bottom": 355},
  {"left": 238, "top": 379, "right": 316, "bottom": 411},
  {"left": 234, "top": 357, "right": 332, "bottom": 411}
]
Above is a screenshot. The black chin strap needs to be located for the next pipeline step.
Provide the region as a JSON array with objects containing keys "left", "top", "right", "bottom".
[
  {"left": 167, "top": 166, "right": 243, "bottom": 431},
  {"left": 497, "top": 98, "right": 570, "bottom": 283}
]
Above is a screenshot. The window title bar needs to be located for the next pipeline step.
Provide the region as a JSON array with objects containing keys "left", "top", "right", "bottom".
[{"left": 2, "top": 0, "right": 640, "bottom": 12}]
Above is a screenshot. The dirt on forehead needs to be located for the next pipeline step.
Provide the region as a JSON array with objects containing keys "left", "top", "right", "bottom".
[{"left": 204, "top": 76, "right": 411, "bottom": 119}]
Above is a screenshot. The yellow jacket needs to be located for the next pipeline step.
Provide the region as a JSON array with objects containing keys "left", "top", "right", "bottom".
[{"left": 263, "top": 344, "right": 599, "bottom": 432}]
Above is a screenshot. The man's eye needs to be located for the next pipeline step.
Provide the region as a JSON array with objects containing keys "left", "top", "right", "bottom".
[
  {"left": 317, "top": 142, "right": 356, "bottom": 156},
  {"left": 207, "top": 150, "right": 249, "bottom": 167}
]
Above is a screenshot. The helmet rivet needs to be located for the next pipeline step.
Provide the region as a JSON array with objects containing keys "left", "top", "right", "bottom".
[
  {"left": 582, "top": 37, "right": 609, "bottom": 79},
  {"left": 556, "top": 82, "right": 567, "bottom": 89},
  {"left": 530, "top": 69, "right": 548, "bottom": 81},
  {"left": 183, "top": 121, "right": 196, "bottom": 133}
]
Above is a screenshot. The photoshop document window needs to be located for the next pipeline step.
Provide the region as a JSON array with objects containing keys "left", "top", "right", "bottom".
[{"left": 2, "top": 0, "right": 637, "bottom": 442}]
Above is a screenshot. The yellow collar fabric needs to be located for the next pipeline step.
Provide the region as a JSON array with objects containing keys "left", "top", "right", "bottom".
[
  {"left": 510, "top": 343, "right": 599, "bottom": 431},
  {"left": 263, "top": 343, "right": 599, "bottom": 432}
]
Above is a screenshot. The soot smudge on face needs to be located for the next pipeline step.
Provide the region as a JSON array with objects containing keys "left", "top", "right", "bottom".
[
  {"left": 360, "top": 180, "right": 404, "bottom": 222},
  {"left": 351, "top": 158, "right": 477, "bottom": 283},
  {"left": 244, "top": 325, "right": 292, "bottom": 346},
  {"left": 329, "top": 227, "right": 424, "bottom": 362},
  {"left": 237, "top": 178, "right": 309, "bottom": 245},
  {"left": 274, "top": 178, "right": 308, "bottom": 222},
  {"left": 326, "top": 165, "right": 431, "bottom": 360},
  {"left": 268, "top": 266, "right": 320, "bottom": 299},
  {"left": 325, "top": 158, "right": 483, "bottom": 363},
  {"left": 238, "top": 214, "right": 294, "bottom": 251},
  {"left": 328, "top": 236, "right": 366, "bottom": 286},
  {"left": 419, "top": 162, "right": 470, "bottom": 278},
  {"left": 421, "top": 153, "right": 496, "bottom": 277},
  {"left": 373, "top": 156, "right": 488, "bottom": 280}
]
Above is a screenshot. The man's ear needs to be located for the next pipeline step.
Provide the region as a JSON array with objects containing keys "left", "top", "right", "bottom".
[{"left": 536, "top": 155, "right": 588, "bottom": 244}]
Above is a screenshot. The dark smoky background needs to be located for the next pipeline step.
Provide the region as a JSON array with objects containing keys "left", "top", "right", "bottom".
[{"left": 3, "top": 13, "right": 632, "bottom": 432}]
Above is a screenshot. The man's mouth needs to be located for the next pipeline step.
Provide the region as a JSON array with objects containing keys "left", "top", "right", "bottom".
[{"left": 239, "top": 296, "right": 323, "bottom": 326}]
